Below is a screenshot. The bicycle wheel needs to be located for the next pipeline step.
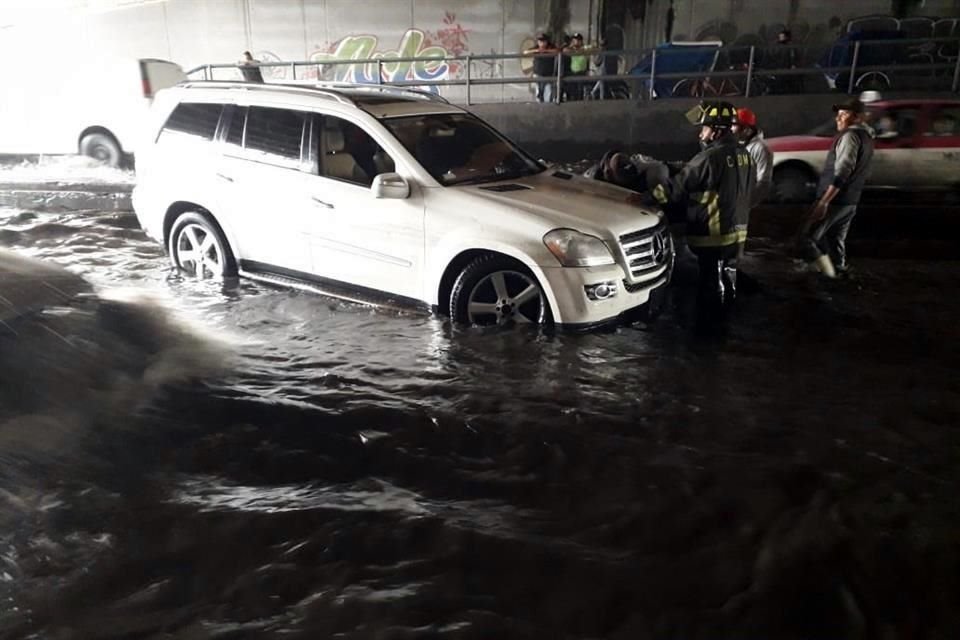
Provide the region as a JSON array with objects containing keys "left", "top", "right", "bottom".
[
  {"left": 671, "top": 79, "right": 693, "bottom": 97},
  {"left": 672, "top": 78, "right": 709, "bottom": 98},
  {"left": 699, "top": 79, "right": 721, "bottom": 97}
]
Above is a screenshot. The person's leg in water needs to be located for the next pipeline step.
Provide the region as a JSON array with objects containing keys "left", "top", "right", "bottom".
[
  {"left": 734, "top": 241, "right": 762, "bottom": 294},
  {"left": 800, "top": 209, "right": 838, "bottom": 278},
  {"left": 691, "top": 247, "right": 726, "bottom": 326},
  {"left": 722, "top": 255, "right": 738, "bottom": 306},
  {"left": 825, "top": 205, "right": 858, "bottom": 275}
]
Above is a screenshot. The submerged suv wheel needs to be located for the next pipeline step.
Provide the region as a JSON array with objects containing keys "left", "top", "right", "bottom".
[
  {"left": 450, "top": 255, "right": 552, "bottom": 326},
  {"left": 168, "top": 212, "right": 236, "bottom": 280}
]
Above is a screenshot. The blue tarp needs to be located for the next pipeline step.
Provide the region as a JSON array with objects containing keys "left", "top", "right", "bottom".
[
  {"left": 818, "top": 29, "right": 908, "bottom": 74},
  {"left": 630, "top": 42, "right": 720, "bottom": 98}
]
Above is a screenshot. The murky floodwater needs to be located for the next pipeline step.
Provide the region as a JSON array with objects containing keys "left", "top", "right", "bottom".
[{"left": 1, "top": 164, "right": 959, "bottom": 639}]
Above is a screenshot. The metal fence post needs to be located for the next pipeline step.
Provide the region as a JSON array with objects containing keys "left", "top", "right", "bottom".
[
  {"left": 649, "top": 49, "right": 657, "bottom": 100},
  {"left": 465, "top": 55, "right": 472, "bottom": 105},
  {"left": 555, "top": 52, "right": 562, "bottom": 103},
  {"left": 847, "top": 40, "right": 861, "bottom": 94},
  {"left": 204, "top": 65, "right": 211, "bottom": 81},
  {"left": 377, "top": 59, "right": 384, "bottom": 85},
  {"left": 953, "top": 39, "right": 960, "bottom": 92},
  {"left": 289, "top": 62, "right": 295, "bottom": 80},
  {"left": 745, "top": 46, "right": 755, "bottom": 97}
]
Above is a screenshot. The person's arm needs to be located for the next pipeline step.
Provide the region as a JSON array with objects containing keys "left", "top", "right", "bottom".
[
  {"left": 651, "top": 152, "right": 710, "bottom": 207},
  {"left": 811, "top": 130, "right": 861, "bottom": 219},
  {"left": 750, "top": 143, "right": 773, "bottom": 206}
]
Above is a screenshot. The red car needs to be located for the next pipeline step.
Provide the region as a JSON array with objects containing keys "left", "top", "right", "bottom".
[{"left": 766, "top": 98, "right": 960, "bottom": 202}]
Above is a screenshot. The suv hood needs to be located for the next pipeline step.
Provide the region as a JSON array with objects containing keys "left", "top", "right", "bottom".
[{"left": 460, "top": 170, "right": 662, "bottom": 236}]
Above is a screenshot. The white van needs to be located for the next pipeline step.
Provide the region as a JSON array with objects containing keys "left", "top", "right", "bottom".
[{"left": 0, "top": 58, "right": 186, "bottom": 166}]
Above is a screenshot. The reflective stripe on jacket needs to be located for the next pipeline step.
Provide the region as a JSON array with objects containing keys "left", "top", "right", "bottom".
[{"left": 653, "top": 134, "right": 755, "bottom": 248}]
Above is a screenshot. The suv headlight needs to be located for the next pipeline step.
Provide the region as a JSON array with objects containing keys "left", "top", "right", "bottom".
[{"left": 543, "top": 229, "right": 615, "bottom": 267}]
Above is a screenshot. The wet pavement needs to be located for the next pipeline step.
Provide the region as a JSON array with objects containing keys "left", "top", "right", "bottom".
[{"left": 1, "top": 160, "right": 959, "bottom": 639}]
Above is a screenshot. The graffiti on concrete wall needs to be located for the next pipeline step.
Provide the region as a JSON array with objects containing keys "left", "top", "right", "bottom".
[{"left": 257, "top": 12, "right": 470, "bottom": 86}]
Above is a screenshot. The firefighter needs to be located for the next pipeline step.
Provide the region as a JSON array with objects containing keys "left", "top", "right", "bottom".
[{"left": 649, "top": 101, "right": 755, "bottom": 321}]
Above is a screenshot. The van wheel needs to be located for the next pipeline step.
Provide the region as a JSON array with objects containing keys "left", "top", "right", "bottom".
[
  {"left": 773, "top": 165, "right": 814, "bottom": 203},
  {"left": 169, "top": 212, "right": 237, "bottom": 280},
  {"left": 79, "top": 132, "right": 122, "bottom": 167},
  {"left": 449, "top": 255, "right": 552, "bottom": 326}
]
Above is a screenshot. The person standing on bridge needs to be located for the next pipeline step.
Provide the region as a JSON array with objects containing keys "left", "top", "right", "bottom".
[
  {"left": 239, "top": 51, "right": 264, "bottom": 83},
  {"left": 800, "top": 98, "right": 875, "bottom": 278},
  {"left": 524, "top": 34, "right": 558, "bottom": 103},
  {"left": 648, "top": 101, "right": 755, "bottom": 322}
]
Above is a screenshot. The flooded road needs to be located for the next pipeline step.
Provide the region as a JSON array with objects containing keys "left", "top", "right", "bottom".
[{"left": 1, "top": 162, "right": 959, "bottom": 639}]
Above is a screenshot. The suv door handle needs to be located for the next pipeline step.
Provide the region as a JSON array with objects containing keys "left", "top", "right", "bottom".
[
  {"left": 216, "top": 172, "right": 234, "bottom": 183},
  {"left": 312, "top": 197, "right": 335, "bottom": 209}
]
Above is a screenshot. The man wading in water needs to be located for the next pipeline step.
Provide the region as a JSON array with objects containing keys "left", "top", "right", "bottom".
[{"left": 800, "top": 98, "right": 875, "bottom": 278}]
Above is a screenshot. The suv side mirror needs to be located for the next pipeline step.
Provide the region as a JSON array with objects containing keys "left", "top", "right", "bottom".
[{"left": 371, "top": 173, "right": 410, "bottom": 199}]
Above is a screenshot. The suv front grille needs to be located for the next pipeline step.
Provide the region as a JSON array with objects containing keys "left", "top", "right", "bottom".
[{"left": 618, "top": 223, "right": 671, "bottom": 283}]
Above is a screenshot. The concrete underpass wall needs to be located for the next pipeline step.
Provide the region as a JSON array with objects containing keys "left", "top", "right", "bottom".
[
  {"left": 3, "top": 0, "right": 956, "bottom": 104},
  {"left": 0, "top": 0, "right": 592, "bottom": 105},
  {"left": 627, "top": 0, "right": 960, "bottom": 50}
]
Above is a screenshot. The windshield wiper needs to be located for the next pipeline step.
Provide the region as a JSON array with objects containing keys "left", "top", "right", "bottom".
[{"left": 446, "top": 167, "right": 543, "bottom": 186}]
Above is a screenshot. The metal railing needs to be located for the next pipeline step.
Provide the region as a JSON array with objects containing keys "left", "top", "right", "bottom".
[{"left": 186, "top": 36, "right": 960, "bottom": 104}]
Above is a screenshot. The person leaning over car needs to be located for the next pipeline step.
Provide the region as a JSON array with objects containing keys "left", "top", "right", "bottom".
[
  {"left": 800, "top": 97, "right": 875, "bottom": 278},
  {"left": 646, "top": 101, "right": 755, "bottom": 323}
]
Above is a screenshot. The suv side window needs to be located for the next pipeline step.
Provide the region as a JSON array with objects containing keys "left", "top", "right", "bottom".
[
  {"left": 244, "top": 106, "right": 308, "bottom": 169},
  {"left": 159, "top": 102, "right": 223, "bottom": 142},
  {"left": 317, "top": 115, "right": 395, "bottom": 187},
  {"left": 224, "top": 106, "right": 246, "bottom": 149}
]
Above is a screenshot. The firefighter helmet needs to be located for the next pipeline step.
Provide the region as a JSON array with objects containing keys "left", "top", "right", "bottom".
[{"left": 692, "top": 101, "right": 738, "bottom": 128}]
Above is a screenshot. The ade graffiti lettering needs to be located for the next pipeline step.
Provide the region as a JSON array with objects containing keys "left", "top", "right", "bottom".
[
  {"left": 314, "top": 29, "right": 452, "bottom": 83},
  {"left": 259, "top": 12, "right": 470, "bottom": 87}
]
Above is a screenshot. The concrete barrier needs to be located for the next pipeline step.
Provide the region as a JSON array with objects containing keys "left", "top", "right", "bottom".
[
  {"left": 0, "top": 183, "right": 132, "bottom": 211},
  {"left": 469, "top": 92, "right": 952, "bottom": 163}
]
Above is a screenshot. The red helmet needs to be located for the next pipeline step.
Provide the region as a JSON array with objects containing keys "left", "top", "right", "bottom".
[{"left": 736, "top": 107, "right": 758, "bottom": 128}]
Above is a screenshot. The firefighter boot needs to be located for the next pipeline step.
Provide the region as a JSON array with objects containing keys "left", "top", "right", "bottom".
[{"left": 721, "top": 264, "right": 737, "bottom": 307}]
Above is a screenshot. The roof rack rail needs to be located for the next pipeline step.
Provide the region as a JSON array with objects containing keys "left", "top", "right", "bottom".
[
  {"left": 177, "top": 80, "right": 358, "bottom": 106},
  {"left": 309, "top": 82, "right": 451, "bottom": 104},
  {"left": 179, "top": 79, "right": 450, "bottom": 106}
]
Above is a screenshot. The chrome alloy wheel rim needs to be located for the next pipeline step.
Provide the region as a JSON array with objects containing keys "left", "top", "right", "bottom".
[
  {"left": 467, "top": 270, "right": 545, "bottom": 325},
  {"left": 175, "top": 223, "right": 224, "bottom": 280}
]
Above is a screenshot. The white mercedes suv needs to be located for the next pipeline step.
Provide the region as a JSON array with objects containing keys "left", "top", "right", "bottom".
[{"left": 132, "top": 82, "right": 672, "bottom": 329}]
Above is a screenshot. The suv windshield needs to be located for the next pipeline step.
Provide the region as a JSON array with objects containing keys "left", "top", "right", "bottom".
[{"left": 380, "top": 113, "right": 544, "bottom": 186}]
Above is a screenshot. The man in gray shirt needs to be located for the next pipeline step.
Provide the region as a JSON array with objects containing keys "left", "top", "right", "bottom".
[
  {"left": 801, "top": 98, "right": 875, "bottom": 277},
  {"left": 733, "top": 107, "right": 773, "bottom": 206}
]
